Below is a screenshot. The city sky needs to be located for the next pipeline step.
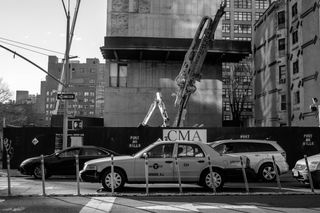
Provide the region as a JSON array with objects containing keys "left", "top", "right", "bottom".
[{"left": 0, "top": 0, "right": 108, "bottom": 99}]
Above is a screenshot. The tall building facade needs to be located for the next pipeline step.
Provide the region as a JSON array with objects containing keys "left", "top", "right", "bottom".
[
  {"left": 15, "top": 90, "right": 29, "bottom": 104},
  {"left": 254, "top": 0, "right": 320, "bottom": 127},
  {"left": 101, "top": 0, "right": 250, "bottom": 127},
  {"left": 221, "top": 0, "right": 275, "bottom": 126},
  {"left": 43, "top": 56, "right": 106, "bottom": 122}
]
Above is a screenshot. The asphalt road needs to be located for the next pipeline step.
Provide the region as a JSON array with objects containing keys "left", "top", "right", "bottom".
[{"left": 1, "top": 194, "right": 320, "bottom": 213}]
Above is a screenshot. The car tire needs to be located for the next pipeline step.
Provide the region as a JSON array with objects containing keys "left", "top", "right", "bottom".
[
  {"left": 101, "top": 168, "right": 126, "bottom": 192},
  {"left": 33, "top": 165, "right": 49, "bottom": 179},
  {"left": 200, "top": 168, "right": 224, "bottom": 191},
  {"left": 259, "top": 163, "right": 277, "bottom": 182}
]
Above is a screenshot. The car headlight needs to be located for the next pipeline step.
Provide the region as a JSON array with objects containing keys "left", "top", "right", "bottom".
[
  {"left": 84, "top": 164, "right": 97, "bottom": 171},
  {"left": 309, "top": 161, "right": 320, "bottom": 171}
]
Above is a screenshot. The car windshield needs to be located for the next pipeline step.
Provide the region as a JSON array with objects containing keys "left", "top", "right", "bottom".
[{"left": 133, "top": 143, "right": 157, "bottom": 158}]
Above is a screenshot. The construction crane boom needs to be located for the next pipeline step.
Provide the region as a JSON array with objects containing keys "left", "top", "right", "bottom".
[{"left": 173, "top": 0, "right": 226, "bottom": 127}]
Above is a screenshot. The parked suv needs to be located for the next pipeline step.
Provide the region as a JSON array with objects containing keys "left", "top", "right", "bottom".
[{"left": 209, "top": 139, "right": 289, "bottom": 182}]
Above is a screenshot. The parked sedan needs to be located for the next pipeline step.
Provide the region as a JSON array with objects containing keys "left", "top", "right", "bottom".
[
  {"left": 19, "top": 146, "right": 120, "bottom": 179},
  {"left": 80, "top": 140, "right": 252, "bottom": 191},
  {"left": 292, "top": 153, "right": 320, "bottom": 188}
]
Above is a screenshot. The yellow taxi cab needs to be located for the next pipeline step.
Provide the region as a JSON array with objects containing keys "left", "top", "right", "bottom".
[{"left": 80, "top": 140, "right": 251, "bottom": 191}]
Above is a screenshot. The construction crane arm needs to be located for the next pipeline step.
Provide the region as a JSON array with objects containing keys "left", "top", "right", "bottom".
[{"left": 173, "top": 0, "right": 226, "bottom": 127}]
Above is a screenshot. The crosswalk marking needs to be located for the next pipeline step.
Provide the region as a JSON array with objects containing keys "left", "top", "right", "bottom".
[{"left": 79, "top": 197, "right": 115, "bottom": 213}]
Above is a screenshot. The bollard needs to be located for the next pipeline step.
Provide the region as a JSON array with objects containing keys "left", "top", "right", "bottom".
[
  {"left": 175, "top": 157, "right": 182, "bottom": 194},
  {"left": 272, "top": 155, "right": 281, "bottom": 191},
  {"left": 304, "top": 155, "right": 315, "bottom": 193},
  {"left": 75, "top": 155, "right": 80, "bottom": 196},
  {"left": 144, "top": 155, "right": 149, "bottom": 195},
  {"left": 41, "top": 155, "right": 46, "bottom": 196},
  {"left": 6, "top": 154, "right": 11, "bottom": 196},
  {"left": 240, "top": 156, "right": 249, "bottom": 193},
  {"left": 111, "top": 155, "right": 114, "bottom": 195},
  {"left": 207, "top": 156, "right": 216, "bottom": 193}
]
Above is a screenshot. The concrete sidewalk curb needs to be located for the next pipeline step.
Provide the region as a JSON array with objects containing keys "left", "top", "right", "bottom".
[{"left": 0, "top": 192, "right": 319, "bottom": 198}]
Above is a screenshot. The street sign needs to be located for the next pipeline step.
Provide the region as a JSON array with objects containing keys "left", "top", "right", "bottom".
[{"left": 57, "top": 93, "right": 75, "bottom": 100}]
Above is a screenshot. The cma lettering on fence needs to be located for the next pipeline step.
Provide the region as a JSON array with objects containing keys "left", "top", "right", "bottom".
[{"left": 163, "top": 129, "right": 207, "bottom": 142}]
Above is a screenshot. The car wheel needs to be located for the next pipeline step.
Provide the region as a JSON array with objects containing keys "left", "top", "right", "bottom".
[
  {"left": 101, "top": 168, "right": 125, "bottom": 191},
  {"left": 201, "top": 169, "right": 224, "bottom": 191},
  {"left": 33, "top": 165, "right": 49, "bottom": 179},
  {"left": 259, "top": 163, "right": 277, "bottom": 182}
]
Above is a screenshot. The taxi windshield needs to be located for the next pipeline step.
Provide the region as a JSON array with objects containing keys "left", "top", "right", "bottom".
[{"left": 133, "top": 143, "right": 155, "bottom": 158}]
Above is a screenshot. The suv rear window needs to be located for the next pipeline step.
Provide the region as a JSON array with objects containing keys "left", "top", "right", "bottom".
[
  {"left": 213, "top": 141, "right": 277, "bottom": 154},
  {"left": 249, "top": 143, "right": 277, "bottom": 152}
]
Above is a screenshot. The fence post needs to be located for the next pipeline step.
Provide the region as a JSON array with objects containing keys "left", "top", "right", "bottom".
[
  {"left": 304, "top": 155, "right": 315, "bottom": 193},
  {"left": 144, "top": 154, "right": 149, "bottom": 195},
  {"left": 175, "top": 157, "right": 182, "bottom": 194},
  {"left": 6, "top": 153, "right": 11, "bottom": 196},
  {"left": 41, "top": 155, "right": 46, "bottom": 196},
  {"left": 75, "top": 155, "right": 80, "bottom": 196},
  {"left": 272, "top": 155, "right": 281, "bottom": 192},
  {"left": 111, "top": 155, "right": 114, "bottom": 195},
  {"left": 240, "top": 156, "right": 249, "bottom": 193},
  {"left": 207, "top": 156, "right": 216, "bottom": 193}
]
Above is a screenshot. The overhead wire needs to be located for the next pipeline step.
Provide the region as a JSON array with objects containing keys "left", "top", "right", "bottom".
[
  {"left": 0, "top": 40, "right": 54, "bottom": 57},
  {"left": 0, "top": 36, "right": 65, "bottom": 56}
]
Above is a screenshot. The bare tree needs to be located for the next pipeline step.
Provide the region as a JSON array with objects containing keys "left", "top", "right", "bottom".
[
  {"left": 226, "top": 58, "right": 254, "bottom": 126},
  {"left": 0, "top": 78, "right": 12, "bottom": 103}
]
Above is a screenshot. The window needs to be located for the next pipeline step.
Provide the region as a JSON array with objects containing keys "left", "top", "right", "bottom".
[
  {"left": 223, "top": 114, "right": 231, "bottom": 120},
  {"left": 278, "top": 38, "right": 285, "bottom": 56},
  {"left": 177, "top": 144, "right": 205, "bottom": 158},
  {"left": 249, "top": 143, "right": 277, "bottom": 152},
  {"left": 234, "top": 12, "right": 252, "bottom": 21},
  {"left": 255, "top": 12, "right": 264, "bottom": 20},
  {"left": 278, "top": 11, "right": 285, "bottom": 29},
  {"left": 293, "top": 60, "right": 299, "bottom": 74},
  {"left": 279, "top": 65, "right": 286, "bottom": 84},
  {"left": 224, "top": 11, "right": 230, "bottom": 20},
  {"left": 147, "top": 144, "right": 174, "bottom": 158},
  {"left": 292, "top": 30, "right": 298, "bottom": 45},
  {"left": 226, "top": 0, "right": 230, "bottom": 7},
  {"left": 281, "top": 94, "right": 287, "bottom": 110},
  {"left": 294, "top": 91, "right": 300, "bottom": 104},
  {"left": 81, "top": 148, "right": 107, "bottom": 156},
  {"left": 292, "top": 3, "right": 298, "bottom": 18},
  {"left": 110, "top": 63, "right": 127, "bottom": 87},
  {"left": 234, "top": 0, "right": 251, "bottom": 9},
  {"left": 234, "top": 24, "right": 251, "bottom": 34},
  {"left": 255, "top": 0, "right": 269, "bottom": 9},
  {"left": 58, "top": 148, "right": 80, "bottom": 157},
  {"left": 222, "top": 23, "right": 231, "bottom": 33}
]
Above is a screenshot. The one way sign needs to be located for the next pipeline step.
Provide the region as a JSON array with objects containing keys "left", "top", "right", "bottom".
[{"left": 57, "top": 93, "right": 75, "bottom": 100}]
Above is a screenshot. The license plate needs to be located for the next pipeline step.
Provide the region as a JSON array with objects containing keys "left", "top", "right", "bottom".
[{"left": 293, "top": 170, "right": 299, "bottom": 177}]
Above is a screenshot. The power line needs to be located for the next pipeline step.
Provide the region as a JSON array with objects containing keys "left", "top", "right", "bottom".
[
  {"left": 0, "top": 36, "right": 65, "bottom": 55},
  {"left": 0, "top": 40, "right": 54, "bottom": 57}
]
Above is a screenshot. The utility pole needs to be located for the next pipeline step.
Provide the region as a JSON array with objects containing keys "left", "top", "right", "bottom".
[{"left": 61, "top": 0, "right": 81, "bottom": 149}]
